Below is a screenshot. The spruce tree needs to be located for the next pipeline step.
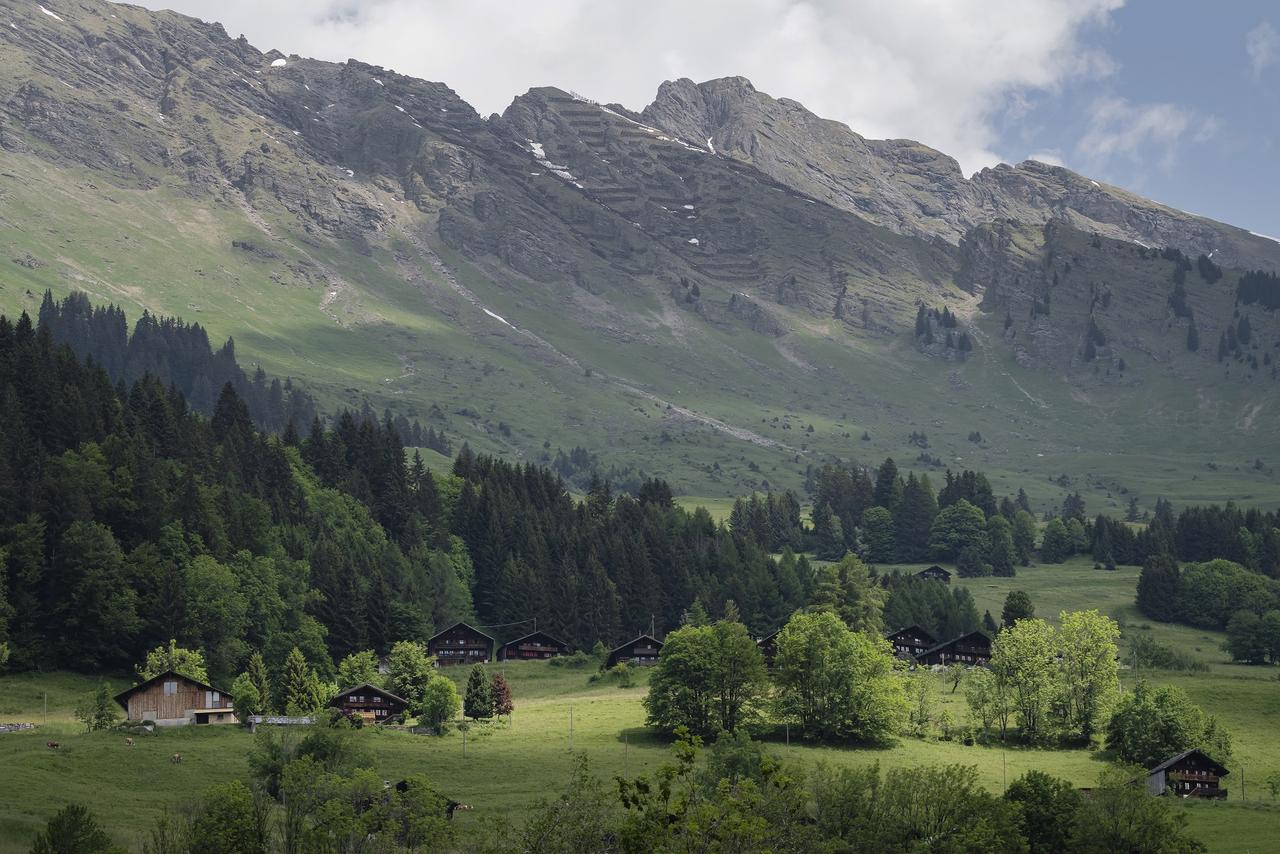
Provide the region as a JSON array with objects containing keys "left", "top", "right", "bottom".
[
  {"left": 464, "top": 665, "right": 494, "bottom": 720},
  {"left": 1136, "top": 553, "right": 1182, "bottom": 622},
  {"left": 246, "top": 651, "right": 273, "bottom": 714}
]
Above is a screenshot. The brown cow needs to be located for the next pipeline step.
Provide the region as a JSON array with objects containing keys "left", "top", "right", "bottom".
[
  {"left": 46, "top": 741, "right": 59, "bottom": 749},
  {"left": 170, "top": 752, "right": 182, "bottom": 764},
  {"left": 125, "top": 737, "right": 134, "bottom": 748}
]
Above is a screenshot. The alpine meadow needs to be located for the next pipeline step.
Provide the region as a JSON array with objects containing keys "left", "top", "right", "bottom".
[{"left": 1, "top": 1, "right": 1280, "bottom": 851}]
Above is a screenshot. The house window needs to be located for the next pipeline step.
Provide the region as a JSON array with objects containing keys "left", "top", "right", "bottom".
[{"left": 164, "top": 681, "right": 178, "bottom": 696}]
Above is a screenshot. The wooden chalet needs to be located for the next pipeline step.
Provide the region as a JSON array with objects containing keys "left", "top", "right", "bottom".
[
  {"left": 428, "top": 622, "right": 495, "bottom": 666},
  {"left": 1145, "top": 749, "right": 1229, "bottom": 799},
  {"left": 756, "top": 629, "right": 781, "bottom": 668},
  {"left": 113, "top": 670, "right": 237, "bottom": 726},
  {"left": 498, "top": 631, "right": 570, "bottom": 661},
  {"left": 915, "top": 565, "right": 952, "bottom": 583},
  {"left": 606, "top": 634, "right": 664, "bottom": 667},
  {"left": 885, "top": 625, "right": 936, "bottom": 660},
  {"left": 915, "top": 630, "right": 992, "bottom": 667},
  {"left": 329, "top": 683, "right": 408, "bottom": 723}
]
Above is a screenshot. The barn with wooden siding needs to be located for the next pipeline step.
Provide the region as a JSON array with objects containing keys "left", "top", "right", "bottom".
[
  {"left": 914, "top": 565, "right": 952, "bottom": 583},
  {"left": 329, "top": 683, "right": 408, "bottom": 723},
  {"left": 1146, "top": 750, "right": 1230, "bottom": 799},
  {"left": 915, "top": 630, "right": 992, "bottom": 667},
  {"left": 113, "top": 670, "right": 237, "bottom": 726},
  {"left": 606, "top": 635, "right": 663, "bottom": 667},
  {"left": 885, "top": 625, "right": 936, "bottom": 660},
  {"left": 428, "top": 622, "right": 494, "bottom": 666},
  {"left": 498, "top": 631, "right": 570, "bottom": 661}
]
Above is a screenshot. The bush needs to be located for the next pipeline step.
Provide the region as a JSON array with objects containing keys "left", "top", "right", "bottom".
[
  {"left": 550, "top": 650, "right": 594, "bottom": 669},
  {"left": 588, "top": 663, "right": 635, "bottom": 688}
]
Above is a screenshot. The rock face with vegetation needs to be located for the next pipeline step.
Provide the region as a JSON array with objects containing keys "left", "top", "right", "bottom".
[{"left": 3, "top": 0, "right": 1280, "bottom": 503}]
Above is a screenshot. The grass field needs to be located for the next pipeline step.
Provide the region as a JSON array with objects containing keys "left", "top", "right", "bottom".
[{"left": 3, "top": 558, "right": 1280, "bottom": 851}]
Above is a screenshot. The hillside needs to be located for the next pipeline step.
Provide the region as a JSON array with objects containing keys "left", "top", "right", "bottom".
[{"left": 2, "top": 0, "right": 1280, "bottom": 507}]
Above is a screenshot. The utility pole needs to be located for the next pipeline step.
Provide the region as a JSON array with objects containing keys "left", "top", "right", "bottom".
[
  {"left": 462, "top": 722, "right": 467, "bottom": 758},
  {"left": 568, "top": 705, "right": 574, "bottom": 752},
  {"left": 1002, "top": 750, "right": 1007, "bottom": 792}
]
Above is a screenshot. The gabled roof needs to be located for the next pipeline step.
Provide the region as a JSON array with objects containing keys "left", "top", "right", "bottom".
[
  {"left": 1147, "top": 749, "right": 1230, "bottom": 777},
  {"left": 330, "top": 682, "right": 408, "bottom": 707},
  {"left": 501, "top": 630, "right": 569, "bottom": 648},
  {"left": 427, "top": 621, "right": 494, "bottom": 644},
  {"left": 917, "top": 630, "right": 991, "bottom": 659},
  {"left": 916, "top": 565, "right": 952, "bottom": 576},
  {"left": 886, "top": 624, "right": 937, "bottom": 643},
  {"left": 113, "top": 669, "right": 231, "bottom": 710},
  {"left": 608, "top": 634, "right": 663, "bottom": 655},
  {"left": 757, "top": 628, "right": 782, "bottom": 644}
]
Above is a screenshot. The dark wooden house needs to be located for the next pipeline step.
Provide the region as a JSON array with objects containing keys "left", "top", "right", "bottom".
[
  {"left": 113, "top": 670, "right": 237, "bottom": 727},
  {"left": 915, "top": 565, "right": 952, "bottom": 583},
  {"left": 329, "top": 683, "right": 408, "bottom": 723},
  {"left": 499, "top": 631, "right": 570, "bottom": 661},
  {"left": 885, "top": 625, "right": 936, "bottom": 660},
  {"left": 916, "top": 630, "right": 992, "bottom": 666},
  {"left": 606, "top": 634, "right": 664, "bottom": 667},
  {"left": 757, "top": 629, "right": 781, "bottom": 668},
  {"left": 428, "top": 622, "right": 494, "bottom": 666},
  {"left": 1145, "top": 750, "right": 1229, "bottom": 799}
]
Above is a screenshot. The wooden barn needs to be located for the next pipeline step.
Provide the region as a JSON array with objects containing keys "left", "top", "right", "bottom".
[
  {"left": 915, "top": 565, "right": 952, "bottom": 583},
  {"left": 1145, "top": 750, "right": 1229, "bottom": 799},
  {"left": 329, "top": 683, "right": 408, "bottom": 723},
  {"left": 498, "top": 631, "right": 570, "bottom": 661},
  {"left": 757, "top": 629, "right": 781, "bottom": 668},
  {"left": 606, "top": 634, "right": 664, "bottom": 667},
  {"left": 113, "top": 670, "right": 237, "bottom": 726},
  {"left": 428, "top": 622, "right": 494, "bottom": 666},
  {"left": 885, "top": 625, "right": 936, "bottom": 660},
  {"left": 916, "top": 630, "right": 992, "bottom": 667}
]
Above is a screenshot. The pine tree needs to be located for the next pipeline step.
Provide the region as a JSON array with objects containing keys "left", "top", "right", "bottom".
[
  {"left": 1136, "top": 553, "right": 1182, "bottom": 622},
  {"left": 280, "top": 647, "right": 322, "bottom": 714},
  {"left": 464, "top": 665, "right": 494, "bottom": 720},
  {"left": 982, "top": 610, "right": 998, "bottom": 634},
  {"left": 246, "top": 651, "right": 273, "bottom": 714}
]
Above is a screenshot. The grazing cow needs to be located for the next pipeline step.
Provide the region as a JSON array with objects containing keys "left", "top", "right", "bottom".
[
  {"left": 46, "top": 741, "right": 60, "bottom": 749},
  {"left": 445, "top": 801, "right": 473, "bottom": 821},
  {"left": 170, "top": 752, "right": 182, "bottom": 764},
  {"left": 125, "top": 737, "right": 134, "bottom": 747}
]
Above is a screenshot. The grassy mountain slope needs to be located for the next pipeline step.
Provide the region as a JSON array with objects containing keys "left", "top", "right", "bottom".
[{"left": 2, "top": 0, "right": 1280, "bottom": 509}]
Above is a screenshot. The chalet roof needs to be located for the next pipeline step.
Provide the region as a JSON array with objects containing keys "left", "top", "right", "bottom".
[
  {"left": 608, "top": 634, "right": 663, "bottom": 656},
  {"left": 427, "top": 621, "right": 494, "bottom": 644},
  {"left": 330, "top": 682, "right": 408, "bottom": 707},
  {"left": 1147, "top": 749, "right": 1230, "bottom": 777},
  {"left": 501, "top": 630, "right": 569, "bottom": 648},
  {"left": 917, "top": 630, "right": 991, "bottom": 659},
  {"left": 916, "top": 565, "right": 952, "bottom": 577},
  {"left": 757, "top": 628, "right": 782, "bottom": 644},
  {"left": 886, "top": 624, "right": 936, "bottom": 643},
  {"left": 113, "top": 670, "right": 232, "bottom": 710}
]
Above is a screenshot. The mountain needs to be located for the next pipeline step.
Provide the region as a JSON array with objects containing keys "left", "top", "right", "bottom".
[{"left": 2, "top": 0, "right": 1279, "bottom": 510}]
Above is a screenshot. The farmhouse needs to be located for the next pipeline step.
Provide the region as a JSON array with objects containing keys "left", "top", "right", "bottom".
[
  {"left": 498, "top": 631, "right": 570, "bottom": 661},
  {"left": 915, "top": 565, "right": 952, "bottom": 583},
  {"left": 916, "top": 630, "right": 992, "bottom": 666},
  {"left": 329, "top": 683, "right": 408, "bottom": 723},
  {"left": 885, "top": 625, "right": 936, "bottom": 660},
  {"left": 113, "top": 670, "right": 237, "bottom": 726},
  {"left": 428, "top": 622, "right": 494, "bottom": 666},
  {"left": 756, "top": 629, "right": 781, "bottom": 667},
  {"left": 1145, "top": 749, "right": 1229, "bottom": 799},
  {"left": 606, "top": 634, "right": 664, "bottom": 667}
]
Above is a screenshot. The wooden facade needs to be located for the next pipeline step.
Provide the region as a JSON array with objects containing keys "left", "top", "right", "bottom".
[
  {"left": 757, "top": 629, "right": 781, "bottom": 668},
  {"left": 113, "top": 671, "right": 237, "bottom": 726},
  {"left": 498, "top": 631, "right": 570, "bottom": 661},
  {"left": 330, "top": 683, "right": 408, "bottom": 723},
  {"left": 915, "top": 565, "right": 952, "bottom": 583},
  {"left": 885, "top": 625, "right": 936, "bottom": 660},
  {"left": 606, "top": 634, "right": 664, "bottom": 667},
  {"left": 1146, "top": 750, "right": 1229, "bottom": 799},
  {"left": 428, "top": 622, "right": 494, "bottom": 666},
  {"left": 916, "top": 630, "right": 991, "bottom": 666}
]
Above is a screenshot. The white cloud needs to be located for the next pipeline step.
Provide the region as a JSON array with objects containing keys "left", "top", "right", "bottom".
[
  {"left": 1026, "top": 150, "right": 1066, "bottom": 167},
  {"left": 149, "top": 0, "right": 1124, "bottom": 176},
  {"left": 1076, "top": 96, "right": 1210, "bottom": 171},
  {"left": 1246, "top": 21, "right": 1279, "bottom": 78}
]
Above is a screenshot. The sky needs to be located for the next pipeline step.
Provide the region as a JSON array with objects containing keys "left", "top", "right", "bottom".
[{"left": 152, "top": 0, "right": 1280, "bottom": 237}]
